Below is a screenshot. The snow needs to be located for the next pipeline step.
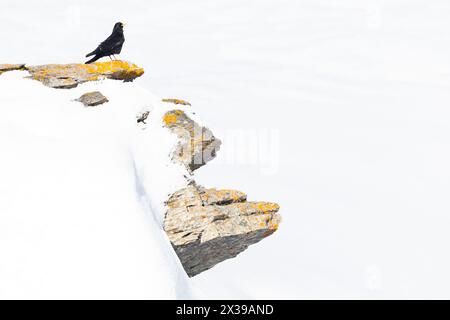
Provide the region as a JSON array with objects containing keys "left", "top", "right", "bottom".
[
  {"left": 2, "top": 0, "right": 450, "bottom": 299},
  {"left": 0, "top": 71, "right": 192, "bottom": 299}
]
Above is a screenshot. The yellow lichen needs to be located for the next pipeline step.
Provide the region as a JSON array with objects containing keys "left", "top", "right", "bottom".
[
  {"left": 162, "top": 98, "right": 191, "bottom": 106},
  {"left": 252, "top": 202, "right": 280, "bottom": 214},
  {"left": 215, "top": 189, "right": 246, "bottom": 203},
  {"left": 28, "top": 61, "right": 144, "bottom": 87},
  {"left": 163, "top": 113, "right": 178, "bottom": 125},
  {"left": 0, "top": 64, "right": 26, "bottom": 72},
  {"left": 83, "top": 61, "right": 144, "bottom": 77},
  {"left": 163, "top": 110, "right": 184, "bottom": 126},
  {"left": 269, "top": 222, "right": 279, "bottom": 231}
]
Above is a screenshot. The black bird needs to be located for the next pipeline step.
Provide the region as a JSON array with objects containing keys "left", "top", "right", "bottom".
[{"left": 85, "top": 22, "right": 125, "bottom": 64}]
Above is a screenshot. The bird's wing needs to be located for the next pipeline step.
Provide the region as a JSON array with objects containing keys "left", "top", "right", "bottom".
[
  {"left": 87, "top": 32, "right": 123, "bottom": 57},
  {"left": 98, "top": 37, "right": 120, "bottom": 52},
  {"left": 86, "top": 39, "right": 108, "bottom": 57},
  {"left": 99, "top": 35, "right": 114, "bottom": 48},
  {"left": 112, "top": 39, "right": 124, "bottom": 50}
]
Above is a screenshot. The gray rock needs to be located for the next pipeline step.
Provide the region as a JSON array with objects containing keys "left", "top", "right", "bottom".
[
  {"left": 163, "top": 110, "right": 221, "bottom": 172},
  {"left": 164, "top": 183, "right": 281, "bottom": 277},
  {"left": 75, "top": 91, "right": 109, "bottom": 107},
  {"left": 45, "top": 77, "right": 78, "bottom": 89},
  {"left": 162, "top": 98, "right": 191, "bottom": 106},
  {"left": 0, "top": 64, "right": 26, "bottom": 75}
]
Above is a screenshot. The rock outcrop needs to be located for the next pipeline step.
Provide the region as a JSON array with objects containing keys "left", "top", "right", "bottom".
[
  {"left": 164, "top": 183, "right": 281, "bottom": 277},
  {"left": 161, "top": 106, "right": 280, "bottom": 276},
  {"left": 0, "top": 61, "right": 143, "bottom": 88},
  {"left": 75, "top": 91, "right": 109, "bottom": 107},
  {"left": 0, "top": 64, "right": 26, "bottom": 75},
  {"left": 27, "top": 61, "right": 144, "bottom": 89},
  {"left": 163, "top": 109, "right": 221, "bottom": 172},
  {"left": 1, "top": 60, "right": 281, "bottom": 278}
]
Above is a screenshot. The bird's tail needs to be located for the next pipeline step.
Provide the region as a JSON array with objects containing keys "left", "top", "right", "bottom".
[
  {"left": 85, "top": 50, "right": 96, "bottom": 58},
  {"left": 85, "top": 55, "right": 100, "bottom": 64}
]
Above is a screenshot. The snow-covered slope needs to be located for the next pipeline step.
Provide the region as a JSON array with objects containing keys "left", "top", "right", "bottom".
[
  {"left": 0, "top": 70, "right": 191, "bottom": 299},
  {"left": 3, "top": 0, "right": 450, "bottom": 299}
]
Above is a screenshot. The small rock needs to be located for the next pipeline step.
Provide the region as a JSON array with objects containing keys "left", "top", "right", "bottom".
[
  {"left": 75, "top": 91, "right": 109, "bottom": 107},
  {"left": 162, "top": 98, "right": 191, "bottom": 106}
]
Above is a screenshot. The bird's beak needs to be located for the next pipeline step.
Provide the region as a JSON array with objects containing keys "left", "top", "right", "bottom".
[{"left": 122, "top": 22, "right": 127, "bottom": 27}]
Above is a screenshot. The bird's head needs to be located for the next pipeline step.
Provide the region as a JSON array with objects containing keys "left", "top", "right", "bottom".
[{"left": 113, "top": 22, "right": 125, "bottom": 33}]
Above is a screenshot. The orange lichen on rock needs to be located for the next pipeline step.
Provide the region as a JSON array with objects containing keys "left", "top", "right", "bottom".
[
  {"left": 83, "top": 61, "right": 144, "bottom": 80},
  {"left": 197, "top": 188, "right": 247, "bottom": 205},
  {"left": 214, "top": 189, "right": 247, "bottom": 203},
  {"left": 163, "top": 109, "right": 221, "bottom": 172},
  {"left": 253, "top": 202, "right": 281, "bottom": 235},
  {"left": 26, "top": 61, "right": 144, "bottom": 89},
  {"left": 165, "top": 183, "right": 281, "bottom": 277},
  {"left": 252, "top": 202, "right": 280, "bottom": 214},
  {"left": 269, "top": 222, "right": 279, "bottom": 230},
  {"left": 162, "top": 98, "right": 192, "bottom": 106},
  {"left": 163, "top": 110, "right": 184, "bottom": 126},
  {"left": 0, "top": 64, "right": 26, "bottom": 74}
]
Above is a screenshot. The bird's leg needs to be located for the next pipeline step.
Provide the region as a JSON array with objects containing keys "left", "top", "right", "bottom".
[
  {"left": 113, "top": 55, "right": 117, "bottom": 61},
  {"left": 109, "top": 56, "right": 113, "bottom": 61}
]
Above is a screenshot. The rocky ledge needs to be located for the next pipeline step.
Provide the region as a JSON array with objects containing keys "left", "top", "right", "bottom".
[
  {"left": 0, "top": 64, "right": 26, "bottom": 75},
  {"left": 0, "top": 61, "right": 144, "bottom": 89},
  {"left": 165, "top": 183, "right": 281, "bottom": 277},
  {"left": 162, "top": 107, "right": 281, "bottom": 277},
  {"left": 1, "top": 61, "right": 281, "bottom": 277}
]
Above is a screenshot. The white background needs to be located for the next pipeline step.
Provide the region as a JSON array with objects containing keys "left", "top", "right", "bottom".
[{"left": 2, "top": 0, "right": 450, "bottom": 299}]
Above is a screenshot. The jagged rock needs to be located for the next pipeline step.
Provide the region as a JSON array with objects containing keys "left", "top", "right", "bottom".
[
  {"left": 75, "top": 91, "right": 109, "bottom": 107},
  {"left": 164, "top": 183, "right": 281, "bottom": 277},
  {"left": 162, "top": 98, "right": 191, "bottom": 106},
  {"left": 0, "top": 64, "right": 26, "bottom": 75},
  {"left": 163, "top": 110, "right": 221, "bottom": 171},
  {"left": 26, "top": 61, "right": 144, "bottom": 89}
]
